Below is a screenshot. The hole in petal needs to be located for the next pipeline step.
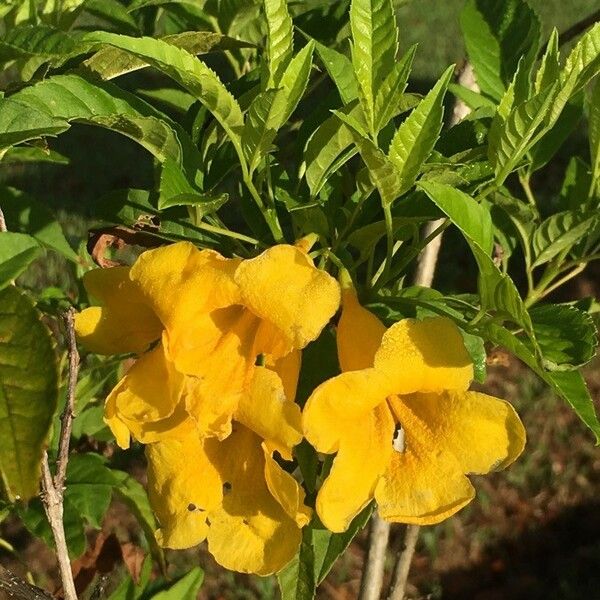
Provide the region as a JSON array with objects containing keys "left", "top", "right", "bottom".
[
  {"left": 255, "top": 353, "right": 265, "bottom": 366},
  {"left": 392, "top": 424, "right": 405, "bottom": 453},
  {"left": 223, "top": 481, "right": 232, "bottom": 494},
  {"left": 242, "top": 518, "right": 249, "bottom": 525},
  {"left": 187, "top": 503, "right": 196, "bottom": 511}
]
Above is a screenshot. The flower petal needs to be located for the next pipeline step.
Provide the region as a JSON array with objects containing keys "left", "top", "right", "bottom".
[
  {"left": 403, "top": 391, "right": 526, "bottom": 474},
  {"left": 130, "top": 242, "right": 241, "bottom": 324},
  {"left": 303, "top": 369, "right": 392, "bottom": 453},
  {"left": 235, "top": 245, "right": 340, "bottom": 355},
  {"left": 75, "top": 267, "right": 162, "bottom": 354},
  {"left": 104, "top": 345, "right": 185, "bottom": 446},
  {"left": 263, "top": 444, "right": 311, "bottom": 527},
  {"left": 374, "top": 317, "right": 473, "bottom": 394},
  {"left": 235, "top": 367, "right": 302, "bottom": 460},
  {"left": 374, "top": 396, "right": 474, "bottom": 525},
  {"left": 146, "top": 431, "right": 223, "bottom": 549},
  {"left": 269, "top": 350, "right": 301, "bottom": 403},
  {"left": 315, "top": 404, "right": 395, "bottom": 533},
  {"left": 337, "top": 285, "right": 386, "bottom": 371},
  {"left": 204, "top": 425, "right": 302, "bottom": 575}
]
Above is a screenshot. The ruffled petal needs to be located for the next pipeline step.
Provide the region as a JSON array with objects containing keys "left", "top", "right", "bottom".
[
  {"left": 263, "top": 444, "right": 311, "bottom": 527},
  {"left": 75, "top": 267, "right": 162, "bottom": 355},
  {"left": 104, "top": 345, "right": 185, "bottom": 447},
  {"left": 204, "top": 425, "right": 302, "bottom": 575},
  {"left": 403, "top": 391, "right": 526, "bottom": 474},
  {"left": 374, "top": 317, "right": 473, "bottom": 395},
  {"left": 145, "top": 431, "right": 223, "bottom": 549},
  {"left": 337, "top": 283, "right": 386, "bottom": 372},
  {"left": 130, "top": 242, "right": 241, "bottom": 324},
  {"left": 234, "top": 245, "right": 340, "bottom": 355},
  {"left": 235, "top": 367, "right": 302, "bottom": 460},
  {"left": 374, "top": 396, "right": 474, "bottom": 525},
  {"left": 315, "top": 404, "right": 395, "bottom": 533},
  {"left": 303, "top": 369, "right": 392, "bottom": 454},
  {"left": 268, "top": 350, "right": 301, "bottom": 403}
]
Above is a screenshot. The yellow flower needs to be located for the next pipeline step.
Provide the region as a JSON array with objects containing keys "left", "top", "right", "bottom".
[
  {"left": 75, "top": 241, "right": 340, "bottom": 441},
  {"left": 303, "top": 284, "right": 526, "bottom": 533},
  {"left": 146, "top": 422, "right": 311, "bottom": 575}
]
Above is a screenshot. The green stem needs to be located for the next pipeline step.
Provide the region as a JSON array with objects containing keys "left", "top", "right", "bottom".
[
  {"left": 519, "top": 171, "right": 537, "bottom": 207},
  {"left": 195, "top": 220, "right": 261, "bottom": 246},
  {"left": 243, "top": 175, "right": 285, "bottom": 242},
  {"left": 382, "top": 202, "right": 394, "bottom": 283},
  {"left": 525, "top": 263, "right": 586, "bottom": 308}
]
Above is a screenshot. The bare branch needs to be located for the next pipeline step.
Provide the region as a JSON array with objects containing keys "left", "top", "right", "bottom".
[
  {"left": 386, "top": 525, "right": 420, "bottom": 600},
  {"left": 0, "top": 206, "right": 6, "bottom": 233},
  {"left": 54, "top": 309, "right": 79, "bottom": 490},
  {"left": 39, "top": 309, "right": 80, "bottom": 600},
  {"left": 358, "top": 513, "right": 391, "bottom": 600}
]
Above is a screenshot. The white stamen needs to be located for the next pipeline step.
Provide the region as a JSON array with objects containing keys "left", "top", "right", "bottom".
[{"left": 393, "top": 426, "right": 405, "bottom": 452}]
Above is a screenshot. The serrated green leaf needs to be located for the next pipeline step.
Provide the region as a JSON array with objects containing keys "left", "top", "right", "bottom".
[
  {"left": 65, "top": 453, "right": 119, "bottom": 529},
  {"left": 0, "top": 233, "right": 42, "bottom": 288},
  {"left": 335, "top": 110, "right": 403, "bottom": 205},
  {"left": 534, "top": 28, "right": 560, "bottom": 94},
  {"left": 278, "top": 526, "right": 316, "bottom": 600},
  {"left": 84, "top": 31, "right": 251, "bottom": 80},
  {"left": 589, "top": 77, "right": 600, "bottom": 196},
  {"left": 488, "top": 83, "right": 557, "bottom": 185},
  {"left": 460, "top": 0, "right": 541, "bottom": 101},
  {"left": 313, "top": 40, "right": 359, "bottom": 104},
  {"left": 243, "top": 42, "right": 314, "bottom": 174},
  {"left": 448, "top": 83, "right": 496, "bottom": 111},
  {"left": 0, "top": 186, "right": 77, "bottom": 262},
  {"left": 83, "top": 32, "right": 245, "bottom": 160},
  {"left": 264, "top": 0, "right": 294, "bottom": 86},
  {"left": 150, "top": 567, "right": 204, "bottom": 599},
  {"left": 480, "top": 322, "right": 600, "bottom": 443},
  {"left": 0, "top": 74, "right": 199, "bottom": 174},
  {"left": 529, "top": 304, "right": 598, "bottom": 370},
  {"left": 387, "top": 65, "right": 453, "bottom": 198},
  {"left": 350, "top": 0, "right": 398, "bottom": 134},
  {"left": 531, "top": 211, "right": 599, "bottom": 268},
  {"left": 0, "top": 287, "right": 58, "bottom": 501},
  {"left": 159, "top": 159, "right": 228, "bottom": 214},
  {"left": 420, "top": 182, "right": 533, "bottom": 336},
  {"left": 373, "top": 44, "right": 415, "bottom": 132}
]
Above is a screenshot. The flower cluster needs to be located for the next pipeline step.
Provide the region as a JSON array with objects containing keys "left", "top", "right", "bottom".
[{"left": 75, "top": 241, "right": 525, "bottom": 575}]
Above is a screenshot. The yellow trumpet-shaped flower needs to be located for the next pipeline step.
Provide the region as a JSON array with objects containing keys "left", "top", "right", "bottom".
[
  {"left": 146, "top": 422, "right": 311, "bottom": 575},
  {"left": 303, "top": 284, "right": 526, "bottom": 533},
  {"left": 75, "top": 241, "right": 340, "bottom": 441}
]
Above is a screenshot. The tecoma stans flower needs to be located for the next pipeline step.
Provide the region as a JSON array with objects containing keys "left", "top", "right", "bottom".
[
  {"left": 145, "top": 422, "right": 311, "bottom": 575},
  {"left": 75, "top": 240, "right": 340, "bottom": 440},
  {"left": 303, "top": 282, "right": 526, "bottom": 533}
]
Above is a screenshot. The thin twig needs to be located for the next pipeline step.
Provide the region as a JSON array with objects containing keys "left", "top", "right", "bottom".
[
  {"left": 387, "top": 525, "right": 421, "bottom": 600},
  {"left": 0, "top": 206, "right": 7, "bottom": 233},
  {"left": 40, "top": 309, "right": 80, "bottom": 600},
  {"left": 358, "top": 513, "right": 391, "bottom": 600}
]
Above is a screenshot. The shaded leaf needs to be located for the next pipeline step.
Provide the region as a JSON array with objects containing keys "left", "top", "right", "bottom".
[
  {"left": 150, "top": 567, "right": 204, "bottom": 599},
  {"left": 0, "top": 233, "right": 42, "bottom": 289}
]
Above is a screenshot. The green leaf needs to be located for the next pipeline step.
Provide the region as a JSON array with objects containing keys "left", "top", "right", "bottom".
[
  {"left": 534, "top": 28, "right": 560, "bottom": 94},
  {"left": 529, "top": 304, "right": 598, "bottom": 370},
  {"left": 420, "top": 182, "right": 533, "bottom": 335},
  {"left": 1, "top": 146, "right": 69, "bottom": 165},
  {"left": 460, "top": 0, "right": 541, "bottom": 101},
  {"left": 0, "top": 74, "right": 197, "bottom": 172},
  {"left": 0, "top": 232, "right": 42, "bottom": 288},
  {"left": 488, "top": 83, "right": 557, "bottom": 185},
  {"left": 479, "top": 322, "right": 600, "bottom": 443},
  {"left": 83, "top": 31, "right": 250, "bottom": 80},
  {"left": 150, "top": 567, "right": 204, "bottom": 599},
  {"left": 373, "top": 45, "right": 416, "bottom": 132},
  {"left": 264, "top": 0, "right": 294, "bottom": 86},
  {"left": 0, "top": 186, "right": 78, "bottom": 262},
  {"left": 387, "top": 65, "right": 453, "bottom": 198},
  {"left": 350, "top": 0, "right": 398, "bottom": 134},
  {"left": 545, "top": 371, "right": 600, "bottom": 444},
  {"left": 314, "top": 41, "right": 359, "bottom": 104},
  {"left": 65, "top": 453, "right": 119, "bottom": 529},
  {"left": 278, "top": 527, "right": 316, "bottom": 600},
  {"left": 0, "top": 286, "right": 58, "bottom": 501},
  {"left": 589, "top": 77, "right": 600, "bottom": 196},
  {"left": 159, "top": 159, "right": 228, "bottom": 214},
  {"left": 312, "top": 505, "right": 373, "bottom": 584},
  {"left": 335, "top": 110, "right": 403, "bottom": 205},
  {"left": 107, "top": 555, "right": 152, "bottom": 600},
  {"left": 83, "top": 32, "right": 245, "bottom": 159},
  {"left": 243, "top": 42, "right": 314, "bottom": 174},
  {"left": 418, "top": 181, "right": 492, "bottom": 255},
  {"left": 531, "top": 211, "right": 599, "bottom": 268}
]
